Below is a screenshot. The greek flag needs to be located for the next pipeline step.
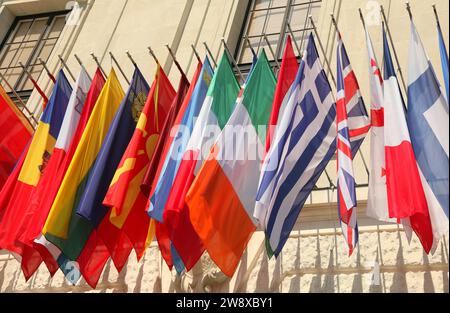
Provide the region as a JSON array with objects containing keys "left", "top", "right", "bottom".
[{"left": 255, "top": 34, "right": 336, "bottom": 256}]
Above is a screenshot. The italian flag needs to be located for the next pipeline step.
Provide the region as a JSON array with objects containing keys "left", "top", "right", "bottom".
[
  {"left": 164, "top": 52, "right": 240, "bottom": 269},
  {"left": 186, "top": 50, "right": 276, "bottom": 277}
]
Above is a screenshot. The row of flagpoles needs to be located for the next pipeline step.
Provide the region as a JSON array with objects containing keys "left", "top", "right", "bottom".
[{"left": 0, "top": 3, "right": 448, "bottom": 289}]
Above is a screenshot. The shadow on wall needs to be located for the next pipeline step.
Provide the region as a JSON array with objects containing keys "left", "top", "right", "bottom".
[{"left": 0, "top": 228, "right": 449, "bottom": 293}]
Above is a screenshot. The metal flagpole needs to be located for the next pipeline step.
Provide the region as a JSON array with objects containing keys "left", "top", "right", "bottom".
[
  {"left": 245, "top": 36, "right": 257, "bottom": 59},
  {"left": 221, "top": 37, "right": 244, "bottom": 83},
  {"left": 405, "top": 2, "right": 413, "bottom": 21},
  {"left": 191, "top": 44, "right": 202, "bottom": 63},
  {"left": 308, "top": 15, "right": 336, "bottom": 87},
  {"left": 298, "top": 0, "right": 313, "bottom": 53},
  {"left": 74, "top": 53, "right": 92, "bottom": 80},
  {"left": 165, "top": 44, "right": 186, "bottom": 77},
  {"left": 263, "top": 33, "right": 280, "bottom": 70},
  {"left": 432, "top": 4, "right": 442, "bottom": 29},
  {"left": 0, "top": 71, "right": 38, "bottom": 125},
  {"left": 125, "top": 50, "right": 138, "bottom": 68},
  {"left": 147, "top": 46, "right": 161, "bottom": 65},
  {"left": 331, "top": 13, "right": 370, "bottom": 177},
  {"left": 57, "top": 54, "right": 76, "bottom": 82},
  {"left": 286, "top": 23, "right": 301, "bottom": 56},
  {"left": 380, "top": 5, "right": 408, "bottom": 93},
  {"left": 203, "top": 42, "right": 218, "bottom": 68},
  {"left": 38, "top": 58, "right": 56, "bottom": 83},
  {"left": 90, "top": 52, "right": 107, "bottom": 77},
  {"left": 109, "top": 51, "right": 130, "bottom": 85}
]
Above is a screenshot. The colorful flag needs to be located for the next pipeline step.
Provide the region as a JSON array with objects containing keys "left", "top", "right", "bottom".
[
  {"left": 165, "top": 52, "right": 240, "bottom": 274},
  {"left": 16, "top": 67, "right": 92, "bottom": 279},
  {"left": 154, "top": 59, "right": 213, "bottom": 271},
  {"left": 437, "top": 22, "right": 449, "bottom": 103},
  {"left": 335, "top": 33, "right": 370, "bottom": 256},
  {"left": 255, "top": 34, "right": 336, "bottom": 257},
  {"left": 0, "top": 84, "right": 34, "bottom": 188},
  {"left": 103, "top": 65, "right": 175, "bottom": 263},
  {"left": 74, "top": 67, "right": 150, "bottom": 275},
  {"left": 265, "top": 35, "right": 298, "bottom": 154},
  {"left": 147, "top": 73, "right": 190, "bottom": 273},
  {"left": 0, "top": 70, "right": 72, "bottom": 258},
  {"left": 42, "top": 69, "right": 124, "bottom": 261},
  {"left": 382, "top": 28, "right": 433, "bottom": 253},
  {"left": 407, "top": 21, "right": 449, "bottom": 249},
  {"left": 364, "top": 28, "right": 394, "bottom": 223},
  {"left": 186, "top": 50, "right": 276, "bottom": 277}
]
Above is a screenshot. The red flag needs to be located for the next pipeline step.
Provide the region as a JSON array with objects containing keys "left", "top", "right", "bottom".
[
  {"left": 99, "top": 65, "right": 175, "bottom": 275},
  {"left": 19, "top": 69, "right": 105, "bottom": 279},
  {"left": 0, "top": 84, "right": 34, "bottom": 189},
  {"left": 265, "top": 35, "right": 298, "bottom": 154},
  {"left": 144, "top": 74, "right": 190, "bottom": 269}
]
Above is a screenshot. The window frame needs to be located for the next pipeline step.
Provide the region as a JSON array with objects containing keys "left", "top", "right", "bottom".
[{"left": 0, "top": 10, "right": 70, "bottom": 101}]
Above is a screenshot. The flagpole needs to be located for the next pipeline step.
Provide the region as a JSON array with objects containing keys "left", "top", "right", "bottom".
[
  {"left": 74, "top": 53, "right": 92, "bottom": 80},
  {"left": 330, "top": 13, "right": 370, "bottom": 177},
  {"left": 38, "top": 58, "right": 56, "bottom": 83},
  {"left": 308, "top": 15, "right": 336, "bottom": 87},
  {"left": 286, "top": 23, "right": 301, "bottom": 56},
  {"left": 380, "top": 5, "right": 408, "bottom": 93},
  {"left": 191, "top": 44, "right": 202, "bottom": 63},
  {"left": 203, "top": 42, "right": 218, "bottom": 69},
  {"left": 244, "top": 36, "right": 257, "bottom": 59},
  {"left": 57, "top": 54, "right": 76, "bottom": 82},
  {"left": 165, "top": 44, "right": 186, "bottom": 77},
  {"left": 147, "top": 46, "right": 161, "bottom": 66},
  {"left": 221, "top": 37, "right": 244, "bottom": 83},
  {"left": 125, "top": 50, "right": 137, "bottom": 68},
  {"left": 263, "top": 33, "right": 281, "bottom": 71},
  {"left": 0, "top": 71, "right": 38, "bottom": 125},
  {"left": 405, "top": 2, "right": 413, "bottom": 21},
  {"left": 432, "top": 4, "right": 442, "bottom": 29},
  {"left": 90, "top": 52, "right": 107, "bottom": 77},
  {"left": 109, "top": 51, "right": 130, "bottom": 85}
]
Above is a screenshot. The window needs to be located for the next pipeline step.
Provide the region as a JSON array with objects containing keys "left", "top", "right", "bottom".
[
  {"left": 235, "top": 0, "right": 322, "bottom": 75},
  {"left": 0, "top": 11, "right": 69, "bottom": 106}
]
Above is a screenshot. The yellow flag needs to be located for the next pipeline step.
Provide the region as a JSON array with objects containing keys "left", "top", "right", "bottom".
[{"left": 43, "top": 69, "right": 124, "bottom": 238}]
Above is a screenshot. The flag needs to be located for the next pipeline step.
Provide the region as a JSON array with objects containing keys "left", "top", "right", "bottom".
[
  {"left": 103, "top": 64, "right": 175, "bottom": 264},
  {"left": 335, "top": 33, "right": 370, "bottom": 256},
  {"left": 265, "top": 35, "right": 298, "bottom": 154},
  {"left": 186, "top": 50, "right": 276, "bottom": 277},
  {"left": 15, "top": 67, "right": 92, "bottom": 279},
  {"left": 151, "top": 59, "right": 213, "bottom": 271},
  {"left": 407, "top": 21, "right": 449, "bottom": 248},
  {"left": 74, "top": 67, "right": 149, "bottom": 275},
  {"left": 165, "top": 52, "right": 240, "bottom": 274},
  {"left": 20, "top": 69, "right": 105, "bottom": 279},
  {"left": 41, "top": 69, "right": 124, "bottom": 262},
  {"left": 0, "top": 84, "right": 34, "bottom": 188},
  {"left": 146, "top": 72, "right": 190, "bottom": 273},
  {"left": 364, "top": 28, "right": 394, "bottom": 223},
  {"left": 255, "top": 34, "right": 337, "bottom": 257},
  {"left": 0, "top": 70, "right": 72, "bottom": 258},
  {"left": 382, "top": 28, "right": 433, "bottom": 253},
  {"left": 437, "top": 22, "right": 449, "bottom": 103}
]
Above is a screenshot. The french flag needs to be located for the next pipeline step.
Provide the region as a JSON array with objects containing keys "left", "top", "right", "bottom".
[{"left": 382, "top": 28, "right": 433, "bottom": 253}]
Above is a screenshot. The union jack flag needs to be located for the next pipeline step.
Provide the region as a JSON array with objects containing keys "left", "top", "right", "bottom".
[{"left": 336, "top": 34, "right": 370, "bottom": 256}]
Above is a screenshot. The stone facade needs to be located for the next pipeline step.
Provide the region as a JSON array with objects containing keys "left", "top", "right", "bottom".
[{"left": 0, "top": 0, "right": 448, "bottom": 293}]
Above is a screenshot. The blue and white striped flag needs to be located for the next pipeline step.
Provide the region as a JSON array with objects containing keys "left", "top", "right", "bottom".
[
  {"left": 254, "top": 34, "right": 336, "bottom": 257},
  {"left": 407, "top": 21, "right": 449, "bottom": 249}
]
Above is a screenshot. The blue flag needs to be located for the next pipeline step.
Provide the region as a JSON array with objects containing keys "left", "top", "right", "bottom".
[
  {"left": 437, "top": 24, "right": 449, "bottom": 104},
  {"left": 407, "top": 21, "right": 449, "bottom": 245},
  {"left": 76, "top": 67, "right": 150, "bottom": 226}
]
